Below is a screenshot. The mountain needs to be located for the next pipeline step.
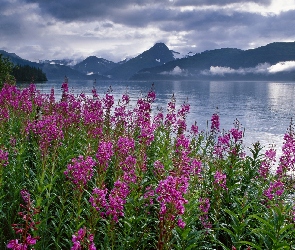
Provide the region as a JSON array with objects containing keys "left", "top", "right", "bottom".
[
  {"left": 0, "top": 50, "right": 109, "bottom": 81},
  {"left": 131, "top": 42, "right": 295, "bottom": 80},
  {"left": 105, "top": 43, "right": 176, "bottom": 79},
  {"left": 0, "top": 50, "right": 39, "bottom": 68},
  {"left": 2, "top": 41, "right": 295, "bottom": 81},
  {"left": 73, "top": 56, "right": 117, "bottom": 76}
]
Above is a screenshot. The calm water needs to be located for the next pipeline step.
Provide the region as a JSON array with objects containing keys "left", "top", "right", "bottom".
[{"left": 20, "top": 79, "right": 295, "bottom": 156}]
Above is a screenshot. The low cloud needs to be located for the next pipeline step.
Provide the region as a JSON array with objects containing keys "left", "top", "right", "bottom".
[
  {"left": 268, "top": 61, "right": 295, "bottom": 73},
  {"left": 201, "top": 61, "right": 295, "bottom": 75},
  {"left": 160, "top": 66, "right": 188, "bottom": 76}
]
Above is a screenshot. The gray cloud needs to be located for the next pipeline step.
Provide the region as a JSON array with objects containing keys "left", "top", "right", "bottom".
[
  {"left": 22, "top": 0, "right": 272, "bottom": 23},
  {"left": 0, "top": 0, "right": 294, "bottom": 62},
  {"left": 171, "top": 0, "right": 271, "bottom": 6}
]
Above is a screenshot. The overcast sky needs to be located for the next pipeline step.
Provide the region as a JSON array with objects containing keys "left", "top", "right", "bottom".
[{"left": 1, "top": 0, "right": 295, "bottom": 63}]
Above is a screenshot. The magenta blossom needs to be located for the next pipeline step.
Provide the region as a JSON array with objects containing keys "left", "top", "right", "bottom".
[
  {"left": 156, "top": 175, "right": 188, "bottom": 227},
  {"left": 64, "top": 155, "right": 96, "bottom": 190},
  {"left": 96, "top": 141, "right": 114, "bottom": 170},
  {"left": 263, "top": 180, "right": 284, "bottom": 201},
  {"left": 214, "top": 170, "right": 227, "bottom": 190},
  {"left": 211, "top": 113, "right": 220, "bottom": 132},
  {"left": 89, "top": 180, "right": 129, "bottom": 223},
  {"left": 71, "top": 227, "right": 96, "bottom": 250}
]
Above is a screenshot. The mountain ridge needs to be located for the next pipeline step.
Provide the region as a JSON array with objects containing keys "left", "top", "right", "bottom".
[{"left": 1, "top": 41, "right": 295, "bottom": 81}]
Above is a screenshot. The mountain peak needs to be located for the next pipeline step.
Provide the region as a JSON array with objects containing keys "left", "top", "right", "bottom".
[{"left": 153, "top": 42, "right": 168, "bottom": 48}]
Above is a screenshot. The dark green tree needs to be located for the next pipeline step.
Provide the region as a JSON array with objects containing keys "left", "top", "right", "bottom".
[
  {"left": 0, "top": 54, "right": 15, "bottom": 87},
  {"left": 12, "top": 64, "right": 47, "bottom": 82}
]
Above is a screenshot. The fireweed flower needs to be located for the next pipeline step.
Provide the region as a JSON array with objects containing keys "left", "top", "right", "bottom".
[
  {"left": 165, "top": 95, "right": 177, "bottom": 128},
  {"left": 71, "top": 227, "right": 96, "bottom": 250},
  {"left": 0, "top": 107, "right": 9, "bottom": 123},
  {"left": 96, "top": 141, "right": 114, "bottom": 170},
  {"left": 147, "top": 89, "right": 156, "bottom": 103},
  {"left": 121, "top": 93, "right": 130, "bottom": 105},
  {"left": 89, "top": 187, "right": 108, "bottom": 215},
  {"left": 117, "top": 136, "right": 135, "bottom": 157},
  {"left": 213, "top": 133, "right": 231, "bottom": 158},
  {"left": 156, "top": 175, "right": 189, "bottom": 227},
  {"left": 191, "top": 158, "right": 202, "bottom": 177},
  {"left": 190, "top": 123, "right": 199, "bottom": 135},
  {"left": 153, "top": 112, "right": 164, "bottom": 128},
  {"left": 106, "top": 180, "right": 130, "bottom": 223},
  {"left": 230, "top": 128, "right": 243, "bottom": 142},
  {"left": 26, "top": 114, "right": 64, "bottom": 156},
  {"left": 90, "top": 180, "right": 129, "bottom": 223},
  {"left": 211, "top": 113, "right": 220, "bottom": 132},
  {"left": 277, "top": 132, "right": 295, "bottom": 177},
  {"left": 259, "top": 148, "right": 276, "bottom": 179},
  {"left": 263, "top": 180, "right": 285, "bottom": 201},
  {"left": 177, "top": 103, "right": 190, "bottom": 118},
  {"left": 139, "top": 124, "right": 155, "bottom": 145},
  {"left": 121, "top": 155, "right": 137, "bottom": 184},
  {"left": 64, "top": 156, "right": 96, "bottom": 190},
  {"left": 0, "top": 149, "right": 8, "bottom": 167},
  {"left": 214, "top": 170, "right": 227, "bottom": 190},
  {"left": 103, "top": 93, "right": 114, "bottom": 110},
  {"left": 82, "top": 99, "right": 103, "bottom": 126},
  {"left": 82, "top": 98, "right": 104, "bottom": 137},
  {"left": 134, "top": 98, "right": 152, "bottom": 128}
]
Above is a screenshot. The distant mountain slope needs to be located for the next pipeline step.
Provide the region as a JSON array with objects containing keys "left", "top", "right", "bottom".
[
  {"left": 41, "top": 63, "right": 109, "bottom": 80},
  {"left": 105, "top": 43, "right": 176, "bottom": 79},
  {"left": 73, "top": 56, "right": 117, "bottom": 75},
  {"left": 131, "top": 42, "right": 295, "bottom": 80},
  {"left": 0, "top": 50, "right": 39, "bottom": 67},
  {"left": 0, "top": 50, "right": 108, "bottom": 81}
]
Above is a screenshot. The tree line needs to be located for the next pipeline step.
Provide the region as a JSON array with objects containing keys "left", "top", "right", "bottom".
[
  {"left": 12, "top": 64, "right": 47, "bottom": 82},
  {"left": 0, "top": 54, "right": 47, "bottom": 87}
]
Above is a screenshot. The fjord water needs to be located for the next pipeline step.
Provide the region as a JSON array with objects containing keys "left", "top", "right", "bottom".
[{"left": 27, "top": 80, "right": 295, "bottom": 154}]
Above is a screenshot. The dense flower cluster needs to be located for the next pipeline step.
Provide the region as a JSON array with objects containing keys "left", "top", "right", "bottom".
[
  {"left": 259, "top": 149, "right": 276, "bottom": 179},
  {"left": 96, "top": 141, "right": 114, "bottom": 170},
  {"left": 2, "top": 82, "right": 295, "bottom": 249},
  {"left": 71, "top": 227, "right": 96, "bottom": 250},
  {"left": 277, "top": 132, "right": 295, "bottom": 177},
  {"left": 156, "top": 175, "right": 188, "bottom": 228},
  {"left": 211, "top": 113, "right": 220, "bottom": 132},
  {"left": 64, "top": 156, "right": 96, "bottom": 190},
  {"left": 90, "top": 180, "right": 129, "bottom": 223},
  {"left": 214, "top": 170, "right": 227, "bottom": 190},
  {"left": 26, "top": 114, "right": 63, "bottom": 156},
  {"left": 263, "top": 180, "right": 284, "bottom": 201}
]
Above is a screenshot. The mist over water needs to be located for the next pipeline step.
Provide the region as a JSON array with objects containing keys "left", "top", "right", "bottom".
[{"left": 21, "top": 80, "right": 295, "bottom": 156}]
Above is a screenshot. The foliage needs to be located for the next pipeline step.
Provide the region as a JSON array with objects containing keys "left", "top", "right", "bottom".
[
  {"left": 0, "top": 54, "right": 15, "bottom": 87},
  {"left": 12, "top": 64, "right": 47, "bottom": 82},
  {"left": 0, "top": 82, "right": 294, "bottom": 249}
]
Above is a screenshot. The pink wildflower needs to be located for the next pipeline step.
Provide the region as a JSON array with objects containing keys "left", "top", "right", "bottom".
[
  {"left": 64, "top": 156, "right": 96, "bottom": 190},
  {"left": 211, "top": 113, "right": 220, "bottom": 132},
  {"left": 214, "top": 170, "right": 227, "bottom": 190},
  {"left": 96, "top": 141, "right": 114, "bottom": 170}
]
